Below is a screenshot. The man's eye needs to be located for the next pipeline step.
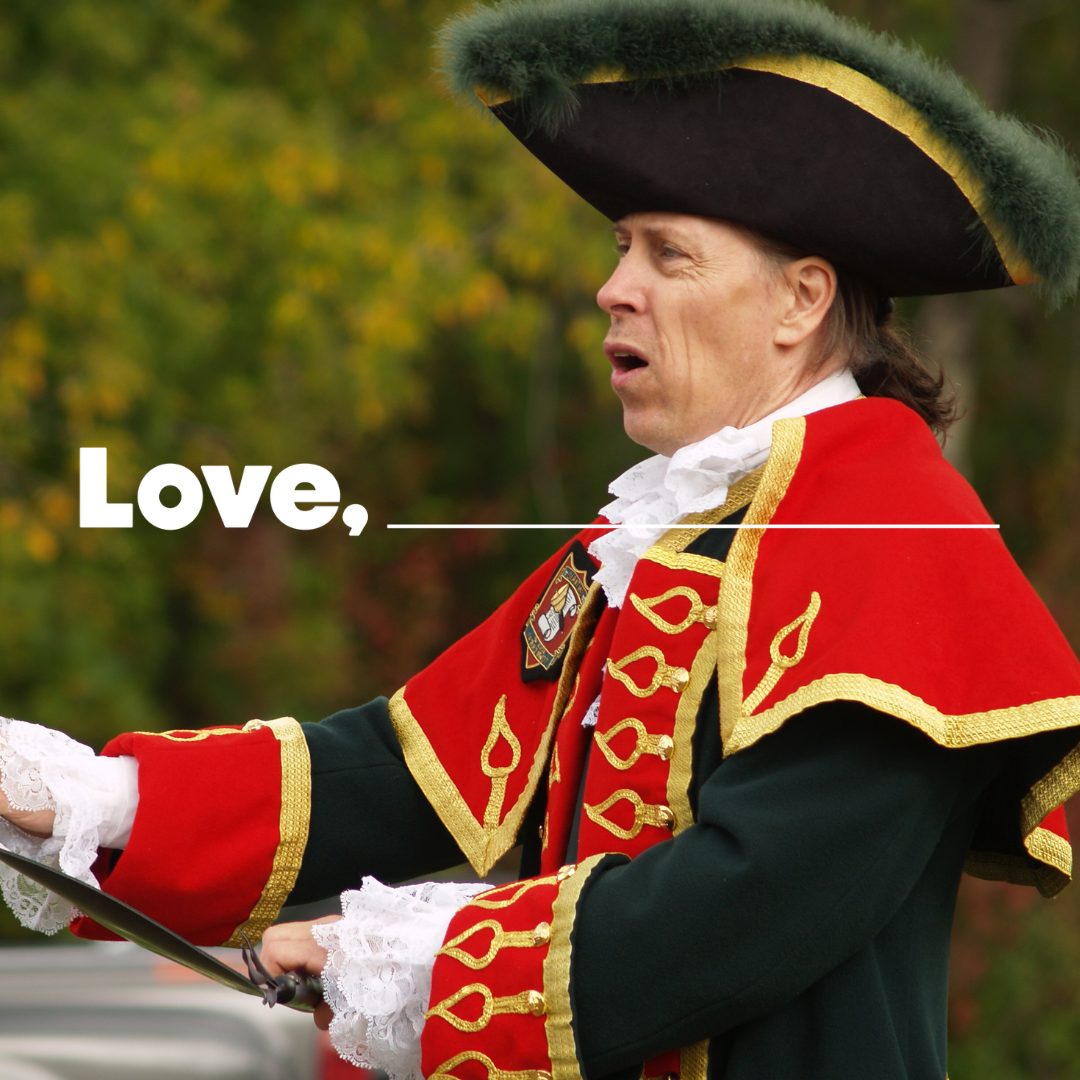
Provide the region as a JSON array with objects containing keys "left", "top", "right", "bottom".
[
  {"left": 614, "top": 242, "right": 630, "bottom": 256},
  {"left": 660, "top": 244, "right": 683, "bottom": 258}
]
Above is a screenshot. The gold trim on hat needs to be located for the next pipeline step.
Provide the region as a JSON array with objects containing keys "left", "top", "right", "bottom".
[{"left": 477, "top": 54, "right": 1035, "bottom": 286}]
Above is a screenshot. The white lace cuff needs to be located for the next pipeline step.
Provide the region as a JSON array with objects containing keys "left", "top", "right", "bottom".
[
  {"left": 313, "top": 877, "right": 493, "bottom": 1080},
  {"left": 0, "top": 717, "right": 139, "bottom": 934}
]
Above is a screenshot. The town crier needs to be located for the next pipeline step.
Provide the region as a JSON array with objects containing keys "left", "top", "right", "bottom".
[{"left": 2, "top": 1, "right": 1080, "bottom": 1079}]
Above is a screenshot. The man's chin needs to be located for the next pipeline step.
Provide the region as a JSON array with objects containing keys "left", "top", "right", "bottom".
[{"left": 621, "top": 410, "right": 678, "bottom": 457}]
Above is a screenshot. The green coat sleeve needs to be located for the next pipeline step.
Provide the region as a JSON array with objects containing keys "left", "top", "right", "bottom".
[
  {"left": 568, "top": 703, "right": 1062, "bottom": 1080},
  {"left": 287, "top": 698, "right": 466, "bottom": 905}
]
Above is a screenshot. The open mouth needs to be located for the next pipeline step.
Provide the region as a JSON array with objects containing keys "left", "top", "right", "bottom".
[{"left": 606, "top": 346, "right": 649, "bottom": 373}]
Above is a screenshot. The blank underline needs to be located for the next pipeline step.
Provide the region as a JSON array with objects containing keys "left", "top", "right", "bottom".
[{"left": 385, "top": 523, "right": 1000, "bottom": 530}]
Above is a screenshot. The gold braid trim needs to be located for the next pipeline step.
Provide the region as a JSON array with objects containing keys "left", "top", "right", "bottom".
[
  {"left": 544, "top": 854, "right": 608, "bottom": 1080},
  {"left": 608, "top": 646, "right": 689, "bottom": 698},
  {"left": 640, "top": 547, "right": 725, "bottom": 577},
  {"left": 472, "top": 878, "right": 559, "bottom": 909},
  {"left": 430, "top": 1052, "right": 552, "bottom": 1080},
  {"left": 732, "top": 674, "right": 1080, "bottom": 894},
  {"left": 390, "top": 583, "right": 605, "bottom": 877},
  {"left": 133, "top": 726, "right": 249, "bottom": 740},
  {"left": 726, "top": 673, "right": 1080, "bottom": 757},
  {"left": 630, "top": 586, "right": 709, "bottom": 636},
  {"left": 717, "top": 418, "right": 805, "bottom": 747},
  {"left": 1022, "top": 741, "right": 1080, "bottom": 841},
  {"left": 679, "top": 1040, "right": 710, "bottom": 1080},
  {"left": 742, "top": 591, "right": 821, "bottom": 714},
  {"left": 642, "top": 505, "right": 718, "bottom": 1076},
  {"left": 733, "top": 55, "right": 1033, "bottom": 286},
  {"left": 427, "top": 984, "right": 546, "bottom": 1032},
  {"left": 668, "top": 630, "right": 720, "bottom": 836},
  {"left": 226, "top": 717, "right": 311, "bottom": 946},
  {"left": 439, "top": 919, "right": 542, "bottom": 969},
  {"left": 583, "top": 789, "right": 674, "bottom": 841},
  {"left": 477, "top": 56, "right": 1033, "bottom": 286}
]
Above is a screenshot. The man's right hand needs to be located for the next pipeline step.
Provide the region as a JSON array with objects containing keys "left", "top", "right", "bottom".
[{"left": 0, "top": 777, "right": 55, "bottom": 838}]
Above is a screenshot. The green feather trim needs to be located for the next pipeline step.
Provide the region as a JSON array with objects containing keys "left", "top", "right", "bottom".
[{"left": 439, "top": 0, "right": 1080, "bottom": 306}]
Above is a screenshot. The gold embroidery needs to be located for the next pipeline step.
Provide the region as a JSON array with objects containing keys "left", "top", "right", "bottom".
[
  {"left": 439, "top": 919, "right": 543, "bottom": 969},
  {"left": 716, "top": 418, "right": 805, "bottom": 747},
  {"left": 742, "top": 591, "right": 821, "bottom": 714},
  {"left": 630, "top": 586, "right": 709, "bottom": 635},
  {"left": 1025, "top": 825, "right": 1071, "bottom": 879},
  {"left": 427, "top": 984, "right": 545, "bottom": 1031},
  {"left": 583, "top": 789, "right": 674, "bottom": 840},
  {"left": 608, "top": 646, "right": 690, "bottom": 697},
  {"left": 728, "top": 671, "right": 1080, "bottom": 754},
  {"left": 1021, "top": 741, "right": 1080, "bottom": 841},
  {"left": 668, "top": 631, "right": 721, "bottom": 836},
  {"left": 544, "top": 853, "right": 607, "bottom": 1080},
  {"left": 133, "top": 726, "right": 247, "bottom": 741},
  {"left": 594, "top": 718, "right": 671, "bottom": 770},
  {"left": 225, "top": 717, "right": 310, "bottom": 946},
  {"left": 471, "top": 878, "right": 557, "bottom": 909},
  {"left": 1012, "top": 742, "right": 1080, "bottom": 896},
  {"left": 430, "top": 1051, "right": 552, "bottom": 1080},
  {"left": 389, "top": 582, "right": 604, "bottom": 877},
  {"left": 640, "top": 547, "right": 725, "bottom": 577},
  {"left": 561, "top": 670, "right": 582, "bottom": 722},
  {"left": 550, "top": 742, "right": 562, "bottom": 785},
  {"left": 680, "top": 1041, "right": 710, "bottom": 1080},
  {"left": 482, "top": 695, "right": 522, "bottom": 833}
]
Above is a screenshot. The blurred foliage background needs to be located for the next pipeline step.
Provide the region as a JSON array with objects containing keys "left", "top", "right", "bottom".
[{"left": 0, "top": 0, "right": 1078, "bottom": 1073}]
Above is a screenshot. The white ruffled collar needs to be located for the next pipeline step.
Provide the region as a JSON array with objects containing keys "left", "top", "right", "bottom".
[{"left": 588, "top": 369, "right": 862, "bottom": 608}]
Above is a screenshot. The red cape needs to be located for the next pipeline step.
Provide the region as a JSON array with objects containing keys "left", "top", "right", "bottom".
[{"left": 719, "top": 397, "right": 1080, "bottom": 892}]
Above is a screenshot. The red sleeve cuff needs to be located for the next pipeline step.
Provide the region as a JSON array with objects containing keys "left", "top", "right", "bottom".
[
  {"left": 422, "top": 855, "right": 613, "bottom": 1080},
  {"left": 70, "top": 717, "right": 310, "bottom": 946}
]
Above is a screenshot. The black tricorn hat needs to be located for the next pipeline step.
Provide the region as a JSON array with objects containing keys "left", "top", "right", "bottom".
[{"left": 440, "top": 0, "right": 1080, "bottom": 304}]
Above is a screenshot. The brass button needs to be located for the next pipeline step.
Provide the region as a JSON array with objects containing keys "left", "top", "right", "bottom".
[
  {"left": 538, "top": 823, "right": 545, "bottom": 841},
  {"left": 532, "top": 921, "right": 551, "bottom": 946},
  {"left": 658, "top": 805, "right": 675, "bottom": 830},
  {"left": 527, "top": 989, "right": 547, "bottom": 1016},
  {"left": 702, "top": 605, "right": 718, "bottom": 630},
  {"left": 557, "top": 863, "right": 577, "bottom": 882},
  {"left": 670, "top": 667, "right": 690, "bottom": 693},
  {"left": 656, "top": 735, "right": 674, "bottom": 761}
]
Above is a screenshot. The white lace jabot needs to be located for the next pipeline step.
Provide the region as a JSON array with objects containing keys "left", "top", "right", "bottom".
[{"left": 589, "top": 369, "right": 862, "bottom": 608}]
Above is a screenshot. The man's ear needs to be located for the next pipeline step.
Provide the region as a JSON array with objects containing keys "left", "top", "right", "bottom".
[{"left": 774, "top": 256, "right": 837, "bottom": 348}]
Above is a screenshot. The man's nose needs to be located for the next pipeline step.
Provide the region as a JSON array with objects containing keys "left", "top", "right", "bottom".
[{"left": 596, "top": 257, "right": 644, "bottom": 316}]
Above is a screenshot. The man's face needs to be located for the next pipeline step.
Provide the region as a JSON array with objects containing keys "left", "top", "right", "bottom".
[{"left": 598, "top": 212, "right": 817, "bottom": 456}]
